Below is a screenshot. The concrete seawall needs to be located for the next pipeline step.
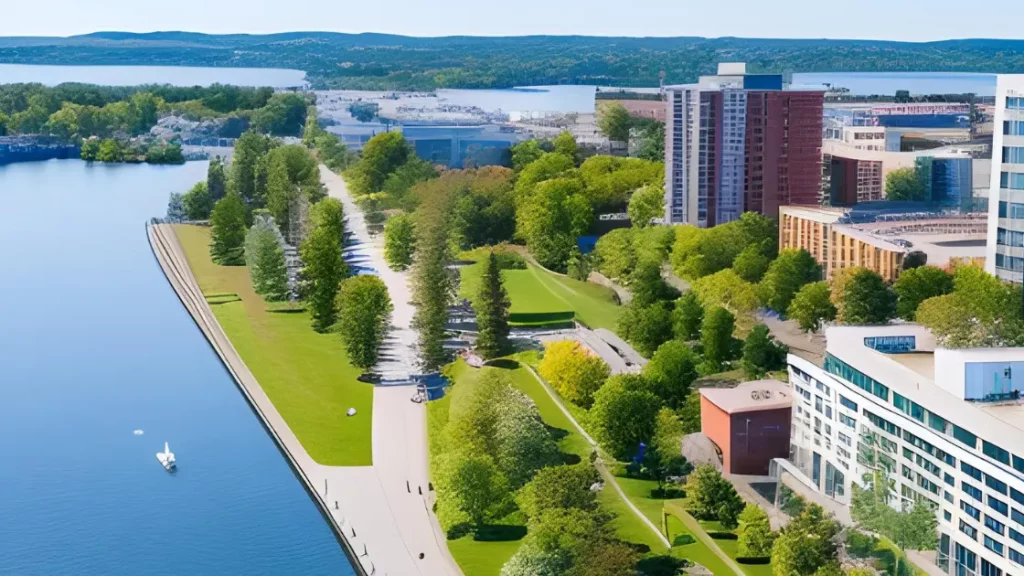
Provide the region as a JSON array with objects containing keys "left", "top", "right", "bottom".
[{"left": 146, "top": 222, "right": 367, "bottom": 575}]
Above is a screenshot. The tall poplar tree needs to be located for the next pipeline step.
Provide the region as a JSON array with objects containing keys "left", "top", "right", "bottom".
[
  {"left": 209, "top": 191, "right": 247, "bottom": 266},
  {"left": 475, "top": 251, "right": 511, "bottom": 359},
  {"left": 207, "top": 156, "right": 227, "bottom": 203},
  {"left": 300, "top": 199, "right": 348, "bottom": 332}
]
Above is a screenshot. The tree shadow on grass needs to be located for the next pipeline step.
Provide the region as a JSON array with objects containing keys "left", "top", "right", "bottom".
[
  {"left": 484, "top": 359, "right": 521, "bottom": 370},
  {"left": 637, "top": 554, "right": 687, "bottom": 576},
  {"left": 473, "top": 524, "right": 527, "bottom": 542}
]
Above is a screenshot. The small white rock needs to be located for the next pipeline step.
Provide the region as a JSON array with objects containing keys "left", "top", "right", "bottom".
[{"left": 346, "top": 408, "right": 357, "bottom": 417}]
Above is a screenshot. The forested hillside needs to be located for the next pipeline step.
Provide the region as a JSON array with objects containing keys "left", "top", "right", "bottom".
[{"left": 1, "top": 32, "right": 1023, "bottom": 90}]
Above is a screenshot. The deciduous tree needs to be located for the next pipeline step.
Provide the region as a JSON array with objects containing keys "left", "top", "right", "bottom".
[
  {"left": 685, "top": 464, "right": 745, "bottom": 527},
  {"left": 209, "top": 191, "right": 247, "bottom": 266},
  {"left": 597, "top": 102, "right": 632, "bottom": 141},
  {"left": 245, "top": 212, "right": 289, "bottom": 301},
  {"left": 770, "top": 504, "right": 841, "bottom": 576},
  {"left": 383, "top": 213, "right": 416, "bottom": 270},
  {"left": 207, "top": 156, "right": 227, "bottom": 203},
  {"left": 336, "top": 275, "right": 392, "bottom": 369},
  {"left": 618, "top": 301, "right": 674, "bottom": 358},
  {"left": 672, "top": 291, "right": 704, "bottom": 341},
  {"left": 516, "top": 464, "right": 600, "bottom": 520},
  {"left": 787, "top": 281, "right": 836, "bottom": 333},
  {"left": 893, "top": 265, "right": 954, "bottom": 320},
  {"left": 494, "top": 390, "right": 560, "bottom": 488},
  {"left": 737, "top": 504, "right": 775, "bottom": 558},
  {"left": 231, "top": 130, "right": 276, "bottom": 207},
  {"left": 701, "top": 306, "right": 736, "bottom": 372},
  {"left": 834, "top": 268, "right": 897, "bottom": 325},
  {"left": 538, "top": 340, "right": 610, "bottom": 408},
  {"left": 301, "top": 198, "right": 348, "bottom": 332},
  {"left": 182, "top": 181, "right": 213, "bottom": 220},
  {"left": 628, "top": 184, "right": 664, "bottom": 228},
  {"left": 166, "top": 192, "right": 186, "bottom": 222},
  {"left": 758, "top": 248, "right": 821, "bottom": 313},
  {"left": 590, "top": 376, "right": 662, "bottom": 459},
  {"left": 885, "top": 167, "right": 926, "bottom": 201},
  {"left": 741, "top": 323, "right": 788, "bottom": 379},
  {"left": 642, "top": 341, "right": 699, "bottom": 410}
]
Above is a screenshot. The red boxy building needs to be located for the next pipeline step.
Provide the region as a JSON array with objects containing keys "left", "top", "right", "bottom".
[{"left": 699, "top": 380, "right": 793, "bottom": 475}]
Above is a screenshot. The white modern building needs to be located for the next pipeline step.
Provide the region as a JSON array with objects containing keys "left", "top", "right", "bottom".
[
  {"left": 789, "top": 324, "right": 1024, "bottom": 576},
  {"left": 987, "top": 74, "right": 1024, "bottom": 283}
]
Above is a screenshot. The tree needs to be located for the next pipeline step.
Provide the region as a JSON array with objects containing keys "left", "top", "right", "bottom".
[
  {"left": 629, "top": 258, "right": 677, "bottom": 308},
  {"left": 166, "top": 192, "right": 186, "bottom": 223},
  {"left": 516, "top": 464, "right": 600, "bottom": 520},
  {"left": 598, "top": 102, "right": 632, "bottom": 141},
  {"left": 301, "top": 198, "right": 348, "bottom": 332},
  {"left": 590, "top": 376, "right": 663, "bottom": 459},
  {"left": 741, "top": 324, "right": 789, "bottom": 379},
  {"left": 903, "top": 250, "right": 928, "bottom": 270},
  {"left": 888, "top": 501, "right": 939, "bottom": 576},
  {"left": 231, "top": 131, "right": 276, "bottom": 207},
  {"left": 628, "top": 184, "right": 664, "bottom": 228},
  {"left": 732, "top": 245, "right": 772, "bottom": 283},
  {"left": 209, "top": 191, "right": 248, "bottom": 266},
  {"left": 412, "top": 187, "right": 456, "bottom": 371},
  {"left": 500, "top": 544, "right": 570, "bottom": 576},
  {"left": 510, "top": 140, "right": 544, "bottom": 172},
  {"left": 678, "top": 392, "right": 702, "bottom": 434},
  {"left": 570, "top": 539, "right": 641, "bottom": 576},
  {"left": 893, "top": 265, "right": 954, "bottom": 321},
  {"left": 383, "top": 213, "right": 416, "bottom": 270},
  {"left": 593, "top": 228, "right": 635, "bottom": 281},
  {"left": 917, "top": 265, "right": 1024, "bottom": 348},
  {"left": 245, "top": 213, "right": 289, "bottom": 301},
  {"left": 737, "top": 504, "right": 775, "bottom": 558},
  {"left": 96, "top": 138, "right": 122, "bottom": 162},
  {"left": 618, "top": 301, "right": 674, "bottom": 358},
  {"left": 701, "top": 306, "right": 736, "bottom": 372},
  {"left": 770, "top": 504, "right": 841, "bottom": 576},
  {"left": 207, "top": 156, "right": 227, "bottom": 203},
  {"left": 251, "top": 93, "right": 308, "bottom": 136},
  {"left": 435, "top": 451, "right": 509, "bottom": 529},
  {"left": 348, "top": 131, "right": 411, "bottom": 194},
  {"left": 538, "top": 340, "right": 610, "bottom": 408},
  {"left": 672, "top": 291, "right": 704, "bottom": 341},
  {"left": 885, "top": 167, "right": 926, "bottom": 201},
  {"left": 758, "top": 249, "right": 821, "bottom": 313},
  {"left": 336, "top": 275, "right": 393, "bottom": 369},
  {"left": 302, "top": 106, "right": 324, "bottom": 147},
  {"left": 787, "top": 281, "right": 836, "bottom": 333},
  {"left": 475, "top": 251, "right": 512, "bottom": 359},
  {"left": 552, "top": 131, "right": 579, "bottom": 160},
  {"left": 646, "top": 407, "right": 691, "bottom": 490},
  {"left": 80, "top": 138, "right": 100, "bottom": 161},
  {"left": 181, "top": 181, "right": 213, "bottom": 220},
  {"left": 518, "top": 177, "right": 592, "bottom": 271},
  {"left": 642, "top": 341, "right": 699, "bottom": 410},
  {"left": 895, "top": 89, "right": 911, "bottom": 103},
  {"left": 684, "top": 464, "right": 745, "bottom": 527},
  {"left": 692, "top": 269, "right": 760, "bottom": 315},
  {"left": 835, "top": 268, "right": 896, "bottom": 325},
  {"left": 494, "top": 391, "right": 560, "bottom": 488}
]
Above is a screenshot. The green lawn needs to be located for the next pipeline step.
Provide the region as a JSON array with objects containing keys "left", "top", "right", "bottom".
[
  {"left": 173, "top": 224, "right": 373, "bottom": 466},
  {"left": 458, "top": 251, "right": 621, "bottom": 330}
]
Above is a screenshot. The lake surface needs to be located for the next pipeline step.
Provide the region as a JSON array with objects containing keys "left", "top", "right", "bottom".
[
  {"left": 790, "top": 71, "right": 997, "bottom": 96},
  {"left": 0, "top": 63, "right": 307, "bottom": 87},
  {"left": 0, "top": 160, "right": 353, "bottom": 575}
]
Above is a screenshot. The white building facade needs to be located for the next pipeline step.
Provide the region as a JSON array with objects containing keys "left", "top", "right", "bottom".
[
  {"left": 789, "top": 325, "right": 1024, "bottom": 576},
  {"left": 987, "top": 74, "right": 1024, "bottom": 283}
]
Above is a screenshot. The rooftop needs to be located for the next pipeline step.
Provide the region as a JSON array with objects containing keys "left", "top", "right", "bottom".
[{"left": 700, "top": 380, "right": 793, "bottom": 414}]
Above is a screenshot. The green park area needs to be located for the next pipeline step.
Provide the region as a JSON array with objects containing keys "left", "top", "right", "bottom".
[
  {"left": 173, "top": 224, "right": 373, "bottom": 466},
  {"left": 458, "top": 249, "right": 621, "bottom": 330}
]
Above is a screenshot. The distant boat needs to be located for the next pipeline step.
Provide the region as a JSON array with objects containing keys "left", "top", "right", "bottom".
[{"left": 156, "top": 442, "right": 176, "bottom": 471}]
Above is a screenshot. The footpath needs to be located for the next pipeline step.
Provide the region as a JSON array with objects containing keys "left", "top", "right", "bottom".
[{"left": 148, "top": 220, "right": 458, "bottom": 576}]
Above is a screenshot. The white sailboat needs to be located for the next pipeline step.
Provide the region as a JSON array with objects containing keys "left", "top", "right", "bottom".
[{"left": 156, "top": 442, "right": 176, "bottom": 471}]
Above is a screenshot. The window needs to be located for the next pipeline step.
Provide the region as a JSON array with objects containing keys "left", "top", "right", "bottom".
[
  {"left": 962, "top": 462, "right": 983, "bottom": 481},
  {"left": 1013, "top": 508, "right": 1024, "bottom": 527},
  {"left": 964, "top": 481, "right": 984, "bottom": 501},
  {"left": 838, "top": 432, "right": 852, "bottom": 447},
  {"left": 1005, "top": 120, "right": 1024, "bottom": 136},
  {"left": 991, "top": 495, "right": 1009, "bottom": 517},
  {"left": 945, "top": 510, "right": 953, "bottom": 522},
  {"left": 986, "top": 515, "right": 1006, "bottom": 535},
  {"left": 815, "top": 396, "right": 823, "bottom": 413},
  {"left": 1013, "top": 488, "right": 1024, "bottom": 507},
  {"left": 954, "top": 426, "right": 978, "bottom": 449},
  {"left": 961, "top": 520, "right": 979, "bottom": 540},
  {"left": 1008, "top": 97, "right": 1024, "bottom": 110},
  {"left": 1002, "top": 172, "right": 1024, "bottom": 190},
  {"left": 946, "top": 491, "right": 955, "bottom": 504},
  {"left": 986, "top": 536, "right": 1006, "bottom": 556},
  {"left": 823, "top": 354, "right": 889, "bottom": 402},
  {"left": 867, "top": 411, "right": 900, "bottom": 437},
  {"left": 1014, "top": 527, "right": 1024, "bottom": 546},
  {"left": 1005, "top": 146, "right": 1024, "bottom": 164},
  {"left": 1014, "top": 456, "right": 1024, "bottom": 475},
  {"left": 825, "top": 406, "right": 832, "bottom": 420},
  {"left": 984, "top": 442, "right": 1012, "bottom": 466},
  {"left": 839, "top": 395, "right": 858, "bottom": 411},
  {"left": 945, "top": 473, "right": 955, "bottom": 487},
  {"left": 1011, "top": 547, "right": 1024, "bottom": 567},
  {"left": 998, "top": 228, "right": 1024, "bottom": 247},
  {"left": 928, "top": 413, "right": 948, "bottom": 434},
  {"left": 987, "top": 475, "right": 1009, "bottom": 495},
  {"left": 839, "top": 414, "right": 856, "bottom": 429},
  {"left": 963, "top": 501, "right": 982, "bottom": 520}
]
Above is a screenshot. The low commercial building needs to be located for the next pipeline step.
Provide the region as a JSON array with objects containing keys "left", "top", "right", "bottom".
[
  {"left": 779, "top": 204, "right": 987, "bottom": 282},
  {"left": 788, "top": 324, "right": 1024, "bottom": 576},
  {"left": 699, "top": 380, "right": 793, "bottom": 475}
]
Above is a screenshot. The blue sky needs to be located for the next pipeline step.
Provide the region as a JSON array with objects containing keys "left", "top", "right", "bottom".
[{"left": 1, "top": 0, "right": 1016, "bottom": 41}]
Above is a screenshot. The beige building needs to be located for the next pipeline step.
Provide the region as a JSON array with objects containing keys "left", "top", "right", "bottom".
[{"left": 780, "top": 205, "right": 987, "bottom": 282}]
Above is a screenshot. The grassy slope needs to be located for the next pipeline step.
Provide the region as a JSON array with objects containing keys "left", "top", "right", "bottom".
[
  {"left": 173, "top": 224, "right": 373, "bottom": 466},
  {"left": 458, "top": 253, "right": 621, "bottom": 330}
]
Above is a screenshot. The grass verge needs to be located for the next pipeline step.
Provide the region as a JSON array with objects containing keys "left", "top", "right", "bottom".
[{"left": 173, "top": 224, "right": 373, "bottom": 466}]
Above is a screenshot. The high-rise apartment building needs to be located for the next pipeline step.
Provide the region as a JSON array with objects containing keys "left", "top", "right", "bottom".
[
  {"left": 789, "top": 324, "right": 1024, "bottom": 576},
  {"left": 987, "top": 75, "right": 1024, "bottom": 283},
  {"left": 663, "top": 63, "right": 823, "bottom": 227}
]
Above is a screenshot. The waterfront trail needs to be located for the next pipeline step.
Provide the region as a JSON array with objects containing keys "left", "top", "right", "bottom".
[{"left": 149, "top": 216, "right": 458, "bottom": 575}]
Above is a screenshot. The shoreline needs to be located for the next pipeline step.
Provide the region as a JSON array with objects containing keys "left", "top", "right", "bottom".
[{"left": 146, "top": 221, "right": 366, "bottom": 575}]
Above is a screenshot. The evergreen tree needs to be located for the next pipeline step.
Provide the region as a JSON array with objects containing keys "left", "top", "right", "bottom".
[
  {"left": 245, "top": 212, "right": 289, "bottom": 301},
  {"left": 412, "top": 200, "right": 455, "bottom": 371},
  {"left": 207, "top": 156, "right": 227, "bottom": 203},
  {"left": 741, "top": 324, "right": 788, "bottom": 379},
  {"left": 701, "top": 306, "right": 736, "bottom": 372},
  {"left": 475, "top": 251, "right": 512, "bottom": 359},
  {"left": 301, "top": 199, "right": 348, "bottom": 332},
  {"left": 209, "top": 191, "right": 247, "bottom": 266}
]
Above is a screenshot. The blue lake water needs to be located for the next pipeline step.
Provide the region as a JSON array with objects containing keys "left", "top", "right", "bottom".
[
  {"left": 0, "top": 63, "right": 307, "bottom": 87},
  {"left": 0, "top": 160, "right": 354, "bottom": 575}
]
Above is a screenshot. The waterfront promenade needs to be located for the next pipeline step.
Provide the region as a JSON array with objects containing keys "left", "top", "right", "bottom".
[{"left": 148, "top": 220, "right": 458, "bottom": 576}]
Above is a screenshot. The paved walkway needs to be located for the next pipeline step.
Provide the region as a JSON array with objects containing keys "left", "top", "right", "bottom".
[{"left": 150, "top": 218, "right": 457, "bottom": 575}]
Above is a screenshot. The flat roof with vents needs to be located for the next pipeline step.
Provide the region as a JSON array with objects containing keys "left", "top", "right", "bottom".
[{"left": 699, "top": 380, "right": 793, "bottom": 414}]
